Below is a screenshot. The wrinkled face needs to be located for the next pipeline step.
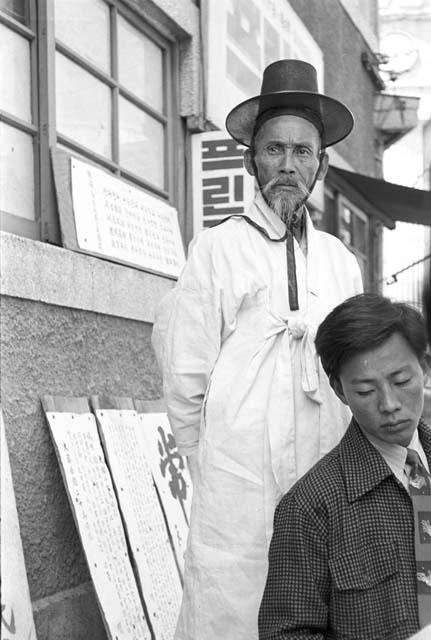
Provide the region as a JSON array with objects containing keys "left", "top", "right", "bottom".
[
  {"left": 333, "top": 332, "right": 425, "bottom": 447},
  {"left": 244, "top": 115, "right": 328, "bottom": 223}
]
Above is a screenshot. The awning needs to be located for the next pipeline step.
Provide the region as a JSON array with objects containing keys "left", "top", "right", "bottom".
[{"left": 327, "top": 166, "right": 431, "bottom": 228}]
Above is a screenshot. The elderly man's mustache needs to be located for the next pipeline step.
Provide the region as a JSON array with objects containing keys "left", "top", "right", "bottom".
[{"left": 262, "top": 175, "right": 309, "bottom": 196}]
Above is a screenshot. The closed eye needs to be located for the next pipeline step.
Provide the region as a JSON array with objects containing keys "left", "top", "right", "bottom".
[{"left": 395, "top": 378, "right": 411, "bottom": 386}]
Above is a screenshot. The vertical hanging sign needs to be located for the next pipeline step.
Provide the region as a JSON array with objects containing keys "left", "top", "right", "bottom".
[{"left": 192, "top": 130, "right": 255, "bottom": 233}]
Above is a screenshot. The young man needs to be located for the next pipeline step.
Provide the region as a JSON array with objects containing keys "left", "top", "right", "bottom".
[
  {"left": 152, "top": 59, "right": 362, "bottom": 639},
  {"left": 259, "top": 293, "right": 431, "bottom": 640}
]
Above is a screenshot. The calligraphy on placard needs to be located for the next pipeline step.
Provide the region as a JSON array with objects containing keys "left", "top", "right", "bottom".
[
  {"left": 138, "top": 412, "right": 192, "bottom": 576},
  {"left": 95, "top": 409, "right": 183, "bottom": 640},
  {"left": 46, "top": 412, "right": 151, "bottom": 640},
  {"left": 157, "top": 424, "right": 189, "bottom": 524}
]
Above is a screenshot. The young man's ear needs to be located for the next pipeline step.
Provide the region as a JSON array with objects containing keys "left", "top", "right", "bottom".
[
  {"left": 330, "top": 375, "right": 348, "bottom": 406},
  {"left": 421, "top": 352, "right": 431, "bottom": 382},
  {"left": 244, "top": 148, "right": 256, "bottom": 177},
  {"left": 316, "top": 151, "right": 329, "bottom": 181}
]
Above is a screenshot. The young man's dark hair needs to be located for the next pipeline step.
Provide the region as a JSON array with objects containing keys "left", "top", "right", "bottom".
[{"left": 315, "top": 292, "right": 427, "bottom": 381}]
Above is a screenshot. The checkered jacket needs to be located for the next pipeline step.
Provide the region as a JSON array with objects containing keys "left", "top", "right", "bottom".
[{"left": 258, "top": 419, "right": 431, "bottom": 640}]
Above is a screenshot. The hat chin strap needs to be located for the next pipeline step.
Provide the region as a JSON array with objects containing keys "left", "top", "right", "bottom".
[{"left": 252, "top": 151, "right": 325, "bottom": 218}]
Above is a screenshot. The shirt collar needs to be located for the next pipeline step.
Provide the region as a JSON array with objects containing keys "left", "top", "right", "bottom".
[
  {"left": 364, "top": 432, "right": 409, "bottom": 485},
  {"left": 365, "top": 425, "right": 429, "bottom": 478}
]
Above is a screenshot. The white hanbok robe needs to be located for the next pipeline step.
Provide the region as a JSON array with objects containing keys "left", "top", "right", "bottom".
[{"left": 152, "top": 192, "right": 363, "bottom": 640}]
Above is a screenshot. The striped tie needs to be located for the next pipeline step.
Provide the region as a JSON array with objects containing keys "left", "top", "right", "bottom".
[{"left": 406, "top": 448, "right": 431, "bottom": 627}]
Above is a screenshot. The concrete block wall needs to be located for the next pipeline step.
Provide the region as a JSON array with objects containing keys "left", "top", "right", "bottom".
[{"left": 0, "top": 233, "right": 173, "bottom": 637}]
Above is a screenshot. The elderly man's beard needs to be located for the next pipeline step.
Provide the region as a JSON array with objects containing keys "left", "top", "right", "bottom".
[{"left": 261, "top": 176, "right": 310, "bottom": 226}]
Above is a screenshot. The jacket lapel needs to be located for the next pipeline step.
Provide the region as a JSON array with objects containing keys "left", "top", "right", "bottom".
[{"left": 339, "top": 420, "right": 393, "bottom": 503}]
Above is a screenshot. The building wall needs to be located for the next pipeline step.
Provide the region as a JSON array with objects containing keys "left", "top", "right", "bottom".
[
  {"left": 1, "top": 298, "right": 159, "bottom": 637},
  {"left": 289, "top": 0, "right": 380, "bottom": 176},
  {"left": 0, "top": 231, "right": 172, "bottom": 638}
]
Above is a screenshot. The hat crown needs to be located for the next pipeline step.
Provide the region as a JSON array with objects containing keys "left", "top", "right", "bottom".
[
  {"left": 225, "top": 58, "right": 354, "bottom": 148},
  {"left": 260, "top": 59, "right": 319, "bottom": 96}
]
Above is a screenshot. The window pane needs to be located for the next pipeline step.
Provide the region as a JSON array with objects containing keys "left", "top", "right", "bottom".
[
  {"left": 119, "top": 97, "right": 164, "bottom": 189},
  {"left": 55, "top": 0, "right": 110, "bottom": 73},
  {"left": 0, "top": 123, "right": 35, "bottom": 220},
  {"left": 339, "top": 207, "right": 352, "bottom": 246},
  {"left": 56, "top": 53, "right": 112, "bottom": 158},
  {"left": 0, "top": 0, "right": 27, "bottom": 24},
  {"left": 352, "top": 213, "right": 368, "bottom": 254},
  {"left": 118, "top": 15, "right": 164, "bottom": 111},
  {"left": 0, "top": 23, "right": 31, "bottom": 121}
]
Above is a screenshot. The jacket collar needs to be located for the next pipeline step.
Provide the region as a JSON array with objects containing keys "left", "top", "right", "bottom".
[{"left": 340, "top": 418, "right": 431, "bottom": 503}]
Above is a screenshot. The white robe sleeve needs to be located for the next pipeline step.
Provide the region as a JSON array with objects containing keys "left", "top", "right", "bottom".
[{"left": 152, "top": 232, "right": 234, "bottom": 456}]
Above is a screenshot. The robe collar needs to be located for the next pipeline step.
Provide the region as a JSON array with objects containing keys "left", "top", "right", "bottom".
[{"left": 249, "top": 192, "right": 320, "bottom": 297}]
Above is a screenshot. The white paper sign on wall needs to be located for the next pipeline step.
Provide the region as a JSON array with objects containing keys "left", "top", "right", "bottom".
[
  {"left": 71, "top": 158, "right": 185, "bottom": 277},
  {"left": 45, "top": 411, "right": 151, "bottom": 640},
  {"left": 94, "top": 409, "right": 183, "bottom": 640}
]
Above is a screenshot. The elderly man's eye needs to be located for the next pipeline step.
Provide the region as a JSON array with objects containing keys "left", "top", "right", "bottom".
[
  {"left": 266, "top": 145, "right": 282, "bottom": 155},
  {"left": 296, "top": 146, "right": 311, "bottom": 156}
]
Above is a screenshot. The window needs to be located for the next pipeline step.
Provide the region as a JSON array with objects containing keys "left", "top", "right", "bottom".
[
  {"left": 54, "top": 1, "right": 172, "bottom": 196},
  {"left": 338, "top": 198, "right": 369, "bottom": 286},
  {"left": 0, "top": 1, "right": 39, "bottom": 238},
  {"left": 0, "top": 0, "right": 178, "bottom": 241}
]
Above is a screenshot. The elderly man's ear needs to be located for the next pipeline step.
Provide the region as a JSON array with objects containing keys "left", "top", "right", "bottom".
[
  {"left": 317, "top": 152, "right": 329, "bottom": 181},
  {"left": 244, "top": 149, "right": 255, "bottom": 177}
]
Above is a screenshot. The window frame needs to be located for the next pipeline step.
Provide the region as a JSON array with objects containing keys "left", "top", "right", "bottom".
[
  {"left": 53, "top": 1, "right": 174, "bottom": 198},
  {"left": 0, "top": 3, "right": 41, "bottom": 239},
  {"left": 1, "top": 0, "right": 181, "bottom": 245},
  {"left": 337, "top": 194, "right": 370, "bottom": 287}
]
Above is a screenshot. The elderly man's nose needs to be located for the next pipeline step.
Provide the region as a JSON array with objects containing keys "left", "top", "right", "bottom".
[{"left": 279, "top": 149, "right": 296, "bottom": 172}]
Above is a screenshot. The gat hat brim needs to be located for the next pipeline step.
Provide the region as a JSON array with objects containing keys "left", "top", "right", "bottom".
[{"left": 225, "top": 59, "right": 354, "bottom": 148}]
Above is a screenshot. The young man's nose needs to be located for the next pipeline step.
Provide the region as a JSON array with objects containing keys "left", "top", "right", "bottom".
[{"left": 378, "top": 386, "right": 402, "bottom": 414}]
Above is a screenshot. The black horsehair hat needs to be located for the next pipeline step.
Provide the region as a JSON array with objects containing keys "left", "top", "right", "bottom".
[{"left": 225, "top": 59, "right": 354, "bottom": 148}]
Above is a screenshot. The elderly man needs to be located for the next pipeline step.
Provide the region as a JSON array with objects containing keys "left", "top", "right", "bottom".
[
  {"left": 259, "top": 293, "right": 431, "bottom": 639},
  {"left": 152, "top": 59, "right": 362, "bottom": 639}
]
